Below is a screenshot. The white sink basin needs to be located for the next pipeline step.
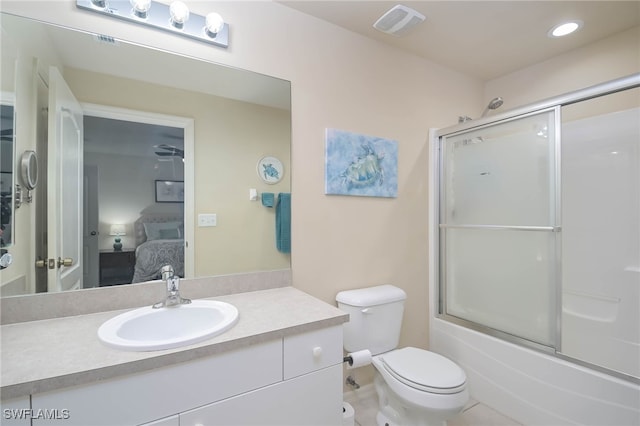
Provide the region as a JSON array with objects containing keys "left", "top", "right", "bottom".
[{"left": 98, "top": 300, "right": 239, "bottom": 351}]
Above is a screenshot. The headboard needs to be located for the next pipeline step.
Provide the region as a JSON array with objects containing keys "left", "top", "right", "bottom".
[{"left": 133, "top": 213, "right": 184, "bottom": 247}]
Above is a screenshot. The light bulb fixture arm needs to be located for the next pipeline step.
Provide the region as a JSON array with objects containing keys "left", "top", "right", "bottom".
[{"left": 76, "top": 0, "right": 229, "bottom": 48}]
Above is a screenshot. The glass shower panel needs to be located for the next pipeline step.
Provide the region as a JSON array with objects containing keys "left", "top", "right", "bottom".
[
  {"left": 443, "top": 111, "right": 556, "bottom": 226},
  {"left": 440, "top": 109, "right": 558, "bottom": 348},
  {"left": 444, "top": 228, "right": 556, "bottom": 346},
  {"left": 560, "top": 89, "right": 640, "bottom": 379}
]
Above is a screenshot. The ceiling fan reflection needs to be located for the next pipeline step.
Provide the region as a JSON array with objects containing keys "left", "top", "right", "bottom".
[{"left": 153, "top": 143, "right": 184, "bottom": 159}]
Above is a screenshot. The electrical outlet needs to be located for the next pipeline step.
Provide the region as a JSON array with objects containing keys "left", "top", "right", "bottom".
[{"left": 198, "top": 213, "right": 217, "bottom": 227}]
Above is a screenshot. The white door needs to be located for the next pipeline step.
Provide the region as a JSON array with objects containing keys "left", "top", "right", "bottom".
[{"left": 47, "top": 67, "right": 83, "bottom": 292}]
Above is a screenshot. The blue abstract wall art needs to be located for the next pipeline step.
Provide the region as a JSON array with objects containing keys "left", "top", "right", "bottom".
[{"left": 325, "top": 128, "right": 398, "bottom": 198}]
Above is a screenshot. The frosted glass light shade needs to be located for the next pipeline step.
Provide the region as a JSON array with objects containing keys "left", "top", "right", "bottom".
[
  {"left": 170, "top": 1, "right": 190, "bottom": 27},
  {"left": 205, "top": 12, "right": 225, "bottom": 36},
  {"left": 130, "top": 0, "right": 151, "bottom": 17}
]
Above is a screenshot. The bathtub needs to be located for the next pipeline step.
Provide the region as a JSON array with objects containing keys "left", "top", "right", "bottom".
[{"left": 430, "top": 318, "right": 640, "bottom": 425}]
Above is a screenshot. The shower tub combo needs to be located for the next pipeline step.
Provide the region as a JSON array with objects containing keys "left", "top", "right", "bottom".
[{"left": 429, "top": 74, "right": 640, "bottom": 425}]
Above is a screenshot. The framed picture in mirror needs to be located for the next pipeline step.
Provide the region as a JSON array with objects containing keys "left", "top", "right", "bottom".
[{"left": 155, "top": 180, "right": 184, "bottom": 203}]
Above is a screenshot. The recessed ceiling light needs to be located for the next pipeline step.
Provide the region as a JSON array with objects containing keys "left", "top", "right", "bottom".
[{"left": 548, "top": 21, "right": 583, "bottom": 38}]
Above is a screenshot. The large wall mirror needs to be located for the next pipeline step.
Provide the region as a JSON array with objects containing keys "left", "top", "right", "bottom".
[{"left": 0, "top": 12, "right": 291, "bottom": 297}]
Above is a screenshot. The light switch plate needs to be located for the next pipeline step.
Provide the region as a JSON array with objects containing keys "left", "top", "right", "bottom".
[{"left": 198, "top": 213, "right": 217, "bottom": 227}]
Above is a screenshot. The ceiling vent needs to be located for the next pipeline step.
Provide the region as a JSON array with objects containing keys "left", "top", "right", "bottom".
[{"left": 373, "top": 4, "right": 426, "bottom": 36}]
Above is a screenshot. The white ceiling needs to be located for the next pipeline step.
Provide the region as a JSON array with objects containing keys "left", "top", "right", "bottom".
[{"left": 279, "top": 1, "right": 640, "bottom": 81}]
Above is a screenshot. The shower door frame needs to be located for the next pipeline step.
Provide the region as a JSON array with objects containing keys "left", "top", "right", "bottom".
[
  {"left": 432, "top": 72, "right": 640, "bottom": 383},
  {"left": 437, "top": 106, "right": 562, "bottom": 355}
]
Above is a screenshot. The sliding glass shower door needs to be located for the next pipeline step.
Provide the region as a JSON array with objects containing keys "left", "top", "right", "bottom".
[{"left": 439, "top": 110, "right": 559, "bottom": 348}]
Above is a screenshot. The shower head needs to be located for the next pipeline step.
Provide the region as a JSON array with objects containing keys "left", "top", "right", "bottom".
[{"left": 481, "top": 97, "right": 504, "bottom": 117}]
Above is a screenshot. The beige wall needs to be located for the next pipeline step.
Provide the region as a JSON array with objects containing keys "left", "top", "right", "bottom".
[{"left": 484, "top": 26, "right": 640, "bottom": 109}]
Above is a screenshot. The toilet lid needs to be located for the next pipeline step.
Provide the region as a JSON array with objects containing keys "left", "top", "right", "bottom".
[{"left": 380, "top": 347, "right": 466, "bottom": 394}]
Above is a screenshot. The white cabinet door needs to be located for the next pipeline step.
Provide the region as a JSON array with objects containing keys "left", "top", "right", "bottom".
[
  {"left": 32, "top": 340, "right": 282, "bottom": 426},
  {"left": 180, "top": 364, "right": 343, "bottom": 426}
]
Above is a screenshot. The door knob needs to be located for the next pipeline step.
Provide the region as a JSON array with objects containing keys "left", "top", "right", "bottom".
[
  {"left": 57, "top": 257, "right": 73, "bottom": 268},
  {"left": 90, "top": 231, "right": 98, "bottom": 236}
]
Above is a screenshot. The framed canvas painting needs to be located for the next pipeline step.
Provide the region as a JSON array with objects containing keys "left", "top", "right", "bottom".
[{"left": 325, "top": 128, "right": 398, "bottom": 198}]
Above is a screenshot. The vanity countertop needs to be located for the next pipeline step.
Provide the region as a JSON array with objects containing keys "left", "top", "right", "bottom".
[{"left": 0, "top": 286, "right": 348, "bottom": 400}]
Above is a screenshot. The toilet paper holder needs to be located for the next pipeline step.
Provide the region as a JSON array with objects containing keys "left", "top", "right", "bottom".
[{"left": 343, "top": 349, "right": 372, "bottom": 369}]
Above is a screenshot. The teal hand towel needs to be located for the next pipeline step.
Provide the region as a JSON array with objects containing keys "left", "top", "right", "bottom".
[
  {"left": 261, "top": 192, "right": 274, "bottom": 208},
  {"left": 276, "top": 192, "right": 291, "bottom": 254}
]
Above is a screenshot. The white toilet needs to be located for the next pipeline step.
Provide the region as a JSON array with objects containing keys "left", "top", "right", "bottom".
[{"left": 336, "top": 285, "right": 468, "bottom": 426}]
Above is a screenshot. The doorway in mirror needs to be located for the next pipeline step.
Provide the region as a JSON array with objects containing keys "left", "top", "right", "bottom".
[{"left": 82, "top": 111, "right": 189, "bottom": 288}]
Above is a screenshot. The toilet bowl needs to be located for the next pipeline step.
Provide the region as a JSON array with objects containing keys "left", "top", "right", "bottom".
[
  {"left": 372, "top": 347, "right": 468, "bottom": 426},
  {"left": 336, "top": 285, "right": 468, "bottom": 426}
]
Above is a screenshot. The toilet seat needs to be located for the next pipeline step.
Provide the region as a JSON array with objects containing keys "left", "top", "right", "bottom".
[{"left": 379, "top": 347, "right": 466, "bottom": 395}]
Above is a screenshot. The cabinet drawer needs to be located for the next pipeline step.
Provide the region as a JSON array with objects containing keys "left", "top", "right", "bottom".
[{"left": 283, "top": 326, "right": 343, "bottom": 379}]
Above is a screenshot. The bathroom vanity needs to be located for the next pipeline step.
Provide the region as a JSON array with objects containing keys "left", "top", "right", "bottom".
[{"left": 0, "top": 284, "right": 348, "bottom": 426}]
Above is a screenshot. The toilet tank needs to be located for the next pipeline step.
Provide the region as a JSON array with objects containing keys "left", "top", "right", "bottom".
[{"left": 336, "top": 285, "right": 407, "bottom": 355}]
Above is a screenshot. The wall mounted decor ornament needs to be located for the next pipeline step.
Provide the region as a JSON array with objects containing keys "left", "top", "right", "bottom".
[
  {"left": 325, "top": 128, "right": 398, "bottom": 198},
  {"left": 257, "top": 156, "right": 284, "bottom": 184}
]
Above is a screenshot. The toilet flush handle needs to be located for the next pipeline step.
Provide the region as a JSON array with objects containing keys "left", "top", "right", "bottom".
[{"left": 361, "top": 308, "right": 373, "bottom": 314}]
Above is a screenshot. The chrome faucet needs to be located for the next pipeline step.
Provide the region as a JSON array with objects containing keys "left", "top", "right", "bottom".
[{"left": 152, "top": 265, "right": 191, "bottom": 309}]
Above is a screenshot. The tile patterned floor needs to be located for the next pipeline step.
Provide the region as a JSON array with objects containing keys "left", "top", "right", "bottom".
[{"left": 345, "top": 385, "right": 521, "bottom": 426}]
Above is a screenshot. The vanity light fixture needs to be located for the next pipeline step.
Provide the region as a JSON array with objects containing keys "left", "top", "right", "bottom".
[
  {"left": 548, "top": 20, "right": 583, "bottom": 38},
  {"left": 76, "top": 0, "right": 229, "bottom": 48}
]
